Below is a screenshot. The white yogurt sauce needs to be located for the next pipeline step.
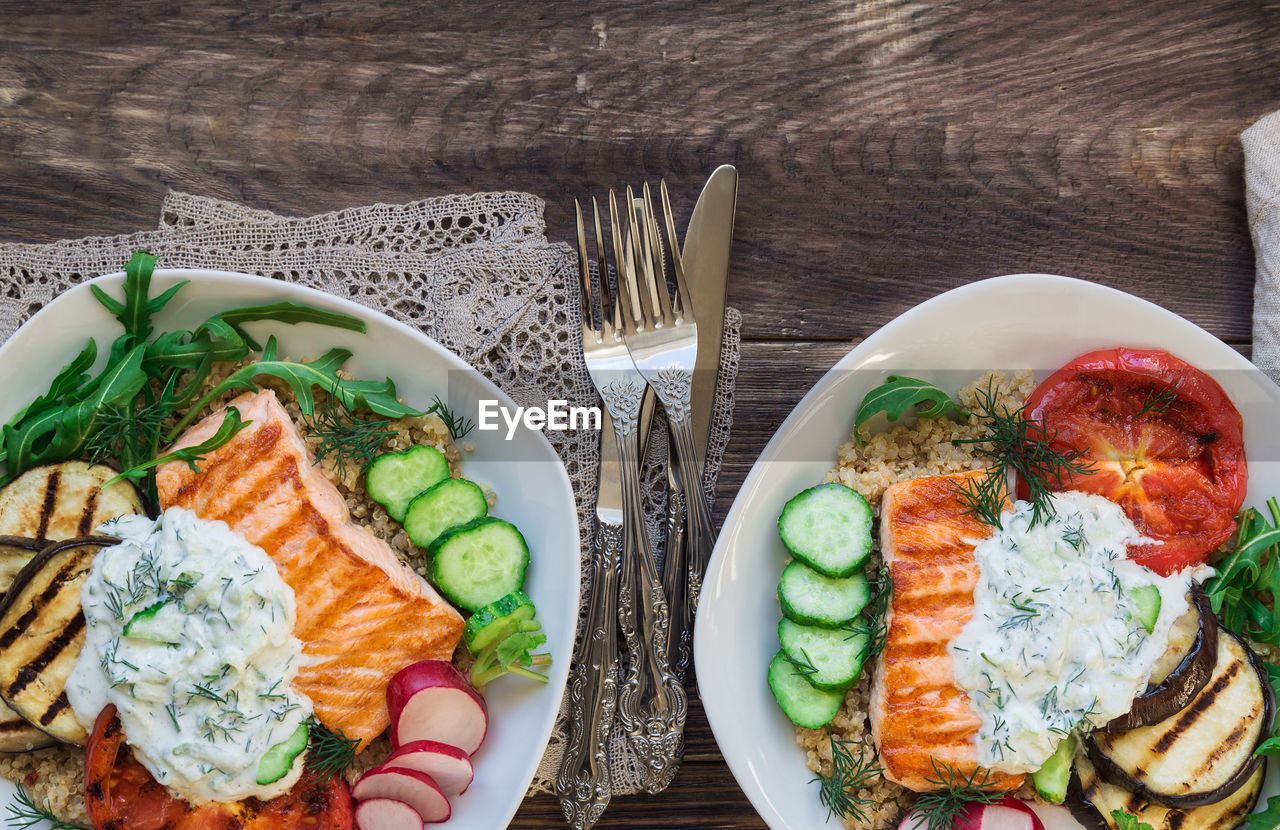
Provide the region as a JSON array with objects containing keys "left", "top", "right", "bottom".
[
  {"left": 949, "top": 490, "right": 1204, "bottom": 774},
  {"left": 67, "top": 507, "right": 312, "bottom": 804}
]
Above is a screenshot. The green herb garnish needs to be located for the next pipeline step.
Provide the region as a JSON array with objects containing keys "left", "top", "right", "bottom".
[
  {"left": 814, "top": 733, "right": 882, "bottom": 823},
  {"left": 853, "top": 376, "right": 965, "bottom": 446},
  {"left": 107, "top": 408, "right": 250, "bottom": 487},
  {"left": 1134, "top": 381, "right": 1180, "bottom": 419},
  {"left": 426, "top": 394, "right": 476, "bottom": 442},
  {"left": 470, "top": 625, "right": 552, "bottom": 689},
  {"left": 306, "top": 395, "right": 397, "bottom": 481},
  {"left": 6, "top": 783, "right": 89, "bottom": 830},
  {"left": 859, "top": 563, "right": 891, "bottom": 663},
  {"left": 1246, "top": 795, "right": 1280, "bottom": 830},
  {"left": 1204, "top": 497, "right": 1280, "bottom": 646},
  {"left": 1110, "top": 808, "right": 1155, "bottom": 830},
  {"left": 910, "top": 759, "right": 1003, "bottom": 830},
  {"left": 305, "top": 717, "right": 361, "bottom": 781}
]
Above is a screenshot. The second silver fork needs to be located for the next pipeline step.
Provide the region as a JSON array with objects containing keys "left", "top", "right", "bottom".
[{"left": 576, "top": 193, "right": 687, "bottom": 793}]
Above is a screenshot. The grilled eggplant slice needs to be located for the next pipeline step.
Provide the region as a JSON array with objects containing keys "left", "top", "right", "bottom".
[
  {"left": 0, "top": 536, "right": 55, "bottom": 752},
  {"left": 1106, "top": 584, "right": 1218, "bottom": 732},
  {"left": 0, "top": 537, "right": 113, "bottom": 746},
  {"left": 1068, "top": 750, "right": 1265, "bottom": 830},
  {"left": 1088, "top": 626, "right": 1273, "bottom": 807},
  {"left": 0, "top": 462, "right": 142, "bottom": 542}
]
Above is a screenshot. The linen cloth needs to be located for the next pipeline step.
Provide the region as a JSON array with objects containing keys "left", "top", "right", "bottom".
[
  {"left": 0, "top": 190, "right": 740, "bottom": 797},
  {"left": 1247, "top": 110, "right": 1280, "bottom": 381}
]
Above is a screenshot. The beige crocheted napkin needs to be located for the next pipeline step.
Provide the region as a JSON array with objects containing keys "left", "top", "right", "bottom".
[
  {"left": 0, "top": 190, "right": 740, "bottom": 798},
  {"left": 1247, "top": 110, "right": 1280, "bottom": 380}
]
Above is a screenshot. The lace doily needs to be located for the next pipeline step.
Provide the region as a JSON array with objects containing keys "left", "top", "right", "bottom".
[{"left": 0, "top": 189, "right": 740, "bottom": 799}]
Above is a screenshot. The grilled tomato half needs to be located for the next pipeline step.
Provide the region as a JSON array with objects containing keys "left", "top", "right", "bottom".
[
  {"left": 1023, "top": 347, "right": 1246, "bottom": 575},
  {"left": 85, "top": 706, "right": 353, "bottom": 830}
]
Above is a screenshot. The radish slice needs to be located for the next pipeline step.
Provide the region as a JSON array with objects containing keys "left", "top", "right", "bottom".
[
  {"left": 901, "top": 797, "right": 1045, "bottom": 830},
  {"left": 387, "top": 660, "right": 488, "bottom": 755},
  {"left": 355, "top": 797, "right": 426, "bottom": 830},
  {"left": 384, "top": 740, "right": 474, "bottom": 796},
  {"left": 354, "top": 767, "right": 450, "bottom": 824}
]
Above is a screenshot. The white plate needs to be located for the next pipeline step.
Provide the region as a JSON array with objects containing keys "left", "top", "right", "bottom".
[
  {"left": 695, "top": 274, "right": 1280, "bottom": 830},
  {"left": 0, "top": 269, "right": 579, "bottom": 829}
]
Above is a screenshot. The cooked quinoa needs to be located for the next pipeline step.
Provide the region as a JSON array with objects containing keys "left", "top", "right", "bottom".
[
  {"left": 0, "top": 364, "right": 465, "bottom": 824},
  {"left": 799, "top": 370, "right": 1037, "bottom": 830}
]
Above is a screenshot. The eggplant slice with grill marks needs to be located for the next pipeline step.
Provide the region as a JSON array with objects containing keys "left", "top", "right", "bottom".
[
  {"left": 1068, "top": 749, "right": 1266, "bottom": 830},
  {"left": 1088, "top": 625, "right": 1274, "bottom": 807},
  {"left": 1106, "top": 584, "right": 1219, "bottom": 733},
  {"left": 0, "top": 462, "right": 142, "bottom": 543},
  {"left": 0, "top": 537, "right": 114, "bottom": 746},
  {"left": 0, "top": 536, "right": 56, "bottom": 752}
]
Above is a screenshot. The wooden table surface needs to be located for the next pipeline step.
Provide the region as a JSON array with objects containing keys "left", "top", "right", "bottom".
[{"left": 1, "top": 1, "right": 1276, "bottom": 827}]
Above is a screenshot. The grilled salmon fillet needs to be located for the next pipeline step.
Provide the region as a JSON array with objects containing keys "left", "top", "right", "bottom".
[
  {"left": 156, "top": 389, "right": 465, "bottom": 749},
  {"left": 869, "top": 470, "right": 1024, "bottom": 792}
]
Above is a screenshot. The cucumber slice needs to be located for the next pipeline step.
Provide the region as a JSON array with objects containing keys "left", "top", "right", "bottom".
[
  {"left": 365, "top": 446, "right": 450, "bottom": 521},
  {"left": 1032, "top": 733, "right": 1077, "bottom": 804},
  {"left": 777, "top": 483, "right": 873, "bottom": 577},
  {"left": 1127, "top": 585, "right": 1162, "bottom": 634},
  {"left": 464, "top": 590, "right": 538, "bottom": 653},
  {"left": 428, "top": 518, "right": 530, "bottom": 612},
  {"left": 404, "top": 478, "right": 489, "bottom": 549},
  {"left": 256, "top": 721, "right": 309, "bottom": 785},
  {"left": 777, "top": 618, "right": 868, "bottom": 691},
  {"left": 778, "top": 561, "right": 870, "bottom": 627},
  {"left": 123, "top": 600, "right": 179, "bottom": 644},
  {"left": 767, "top": 650, "right": 845, "bottom": 728}
]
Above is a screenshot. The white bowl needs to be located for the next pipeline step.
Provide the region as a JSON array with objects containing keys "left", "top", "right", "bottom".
[
  {"left": 695, "top": 274, "right": 1280, "bottom": 829},
  {"left": 0, "top": 269, "right": 579, "bottom": 829}
]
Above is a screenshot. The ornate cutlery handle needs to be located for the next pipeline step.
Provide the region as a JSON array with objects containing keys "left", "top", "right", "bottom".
[
  {"left": 612, "top": 418, "right": 687, "bottom": 793},
  {"left": 555, "top": 521, "right": 623, "bottom": 830},
  {"left": 660, "top": 474, "right": 692, "bottom": 680}
]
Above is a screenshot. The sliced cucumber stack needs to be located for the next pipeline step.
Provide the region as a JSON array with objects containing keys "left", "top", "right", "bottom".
[{"left": 365, "top": 445, "right": 451, "bottom": 521}]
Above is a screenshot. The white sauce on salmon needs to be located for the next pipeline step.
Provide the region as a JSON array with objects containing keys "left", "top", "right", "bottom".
[
  {"left": 67, "top": 507, "right": 312, "bottom": 804},
  {"left": 949, "top": 491, "right": 1202, "bottom": 774}
]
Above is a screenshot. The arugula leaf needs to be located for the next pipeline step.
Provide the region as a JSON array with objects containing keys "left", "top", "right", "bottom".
[
  {"left": 1205, "top": 498, "right": 1280, "bottom": 645},
  {"left": 6, "top": 341, "right": 98, "bottom": 428},
  {"left": 107, "top": 409, "right": 249, "bottom": 487},
  {"left": 853, "top": 376, "right": 964, "bottom": 446},
  {"left": 213, "top": 302, "right": 366, "bottom": 351},
  {"left": 1110, "top": 809, "right": 1154, "bottom": 830},
  {"left": 1246, "top": 795, "right": 1280, "bottom": 830},
  {"left": 89, "top": 252, "right": 186, "bottom": 343},
  {"left": 169, "top": 336, "right": 421, "bottom": 439}
]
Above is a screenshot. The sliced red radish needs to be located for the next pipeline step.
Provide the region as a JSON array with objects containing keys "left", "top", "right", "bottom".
[
  {"left": 901, "top": 797, "right": 1045, "bottom": 830},
  {"left": 355, "top": 797, "right": 426, "bottom": 830},
  {"left": 388, "top": 660, "right": 488, "bottom": 755},
  {"left": 353, "top": 767, "right": 450, "bottom": 824},
  {"left": 383, "top": 740, "right": 474, "bottom": 796}
]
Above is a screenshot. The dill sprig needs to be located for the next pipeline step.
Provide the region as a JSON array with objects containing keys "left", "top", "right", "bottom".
[
  {"left": 814, "top": 732, "right": 882, "bottom": 822},
  {"left": 6, "top": 783, "right": 88, "bottom": 830},
  {"left": 1134, "top": 381, "right": 1179, "bottom": 419},
  {"left": 859, "top": 563, "right": 892, "bottom": 662},
  {"left": 953, "top": 381, "right": 1096, "bottom": 528},
  {"left": 911, "top": 759, "right": 1003, "bottom": 830},
  {"left": 306, "top": 394, "right": 398, "bottom": 480},
  {"left": 782, "top": 649, "right": 819, "bottom": 678},
  {"left": 84, "top": 400, "right": 166, "bottom": 470},
  {"left": 305, "top": 716, "right": 360, "bottom": 781},
  {"left": 426, "top": 394, "right": 475, "bottom": 442}
]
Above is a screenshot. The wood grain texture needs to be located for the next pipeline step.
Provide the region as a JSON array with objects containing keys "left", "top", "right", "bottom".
[{"left": 0, "top": 1, "right": 1270, "bottom": 826}]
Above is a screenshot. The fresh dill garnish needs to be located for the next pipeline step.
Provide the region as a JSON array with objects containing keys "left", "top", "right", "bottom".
[
  {"left": 6, "top": 783, "right": 88, "bottom": 830},
  {"left": 782, "top": 649, "right": 819, "bottom": 678},
  {"left": 83, "top": 401, "right": 166, "bottom": 470},
  {"left": 306, "top": 394, "right": 397, "bottom": 481},
  {"left": 860, "top": 563, "right": 892, "bottom": 662},
  {"left": 911, "top": 759, "right": 1003, "bottom": 830},
  {"left": 305, "top": 716, "right": 361, "bottom": 781},
  {"left": 426, "top": 394, "right": 476, "bottom": 442},
  {"left": 1134, "top": 381, "right": 1179, "bottom": 419},
  {"left": 953, "top": 381, "right": 1096, "bottom": 528},
  {"left": 814, "top": 732, "right": 882, "bottom": 822}
]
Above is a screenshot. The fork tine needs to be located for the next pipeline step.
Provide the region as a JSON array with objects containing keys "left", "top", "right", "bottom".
[
  {"left": 658, "top": 179, "right": 692, "bottom": 321},
  {"left": 630, "top": 186, "right": 662, "bottom": 328},
  {"left": 574, "top": 199, "right": 597, "bottom": 336},
  {"left": 589, "top": 195, "right": 615, "bottom": 339},
  {"left": 610, "top": 188, "right": 642, "bottom": 336},
  {"left": 642, "top": 182, "right": 676, "bottom": 327}
]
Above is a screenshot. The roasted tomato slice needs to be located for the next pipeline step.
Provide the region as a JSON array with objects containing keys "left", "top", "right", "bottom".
[
  {"left": 1023, "top": 347, "right": 1246, "bottom": 575},
  {"left": 85, "top": 705, "right": 353, "bottom": 830}
]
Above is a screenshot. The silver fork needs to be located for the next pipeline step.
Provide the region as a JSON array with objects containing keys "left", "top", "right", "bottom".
[
  {"left": 574, "top": 192, "right": 687, "bottom": 792},
  {"left": 615, "top": 182, "right": 717, "bottom": 684}
]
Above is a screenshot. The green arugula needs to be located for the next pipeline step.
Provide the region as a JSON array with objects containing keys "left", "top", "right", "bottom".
[
  {"left": 1246, "top": 795, "right": 1280, "bottom": 830},
  {"left": 1204, "top": 497, "right": 1280, "bottom": 647},
  {"left": 89, "top": 251, "right": 186, "bottom": 343},
  {"left": 853, "top": 376, "right": 964, "bottom": 446},
  {"left": 107, "top": 409, "right": 250, "bottom": 486},
  {"left": 1110, "top": 809, "right": 1155, "bottom": 830}
]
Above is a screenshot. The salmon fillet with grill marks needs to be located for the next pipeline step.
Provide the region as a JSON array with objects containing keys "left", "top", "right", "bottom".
[
  {"left": 869, "top": 470, "right": 1024, "bottom": 792},
  {"left": 156, "top": 389, "right": 465, "bottom": 749}
]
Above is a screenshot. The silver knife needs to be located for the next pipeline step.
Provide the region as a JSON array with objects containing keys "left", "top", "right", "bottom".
[
  {"left": 555, "top": 411, "right": 623, "bottom": 829},
  {"left": 660, "top": 165, "right": 738, "bottom": 679}
]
